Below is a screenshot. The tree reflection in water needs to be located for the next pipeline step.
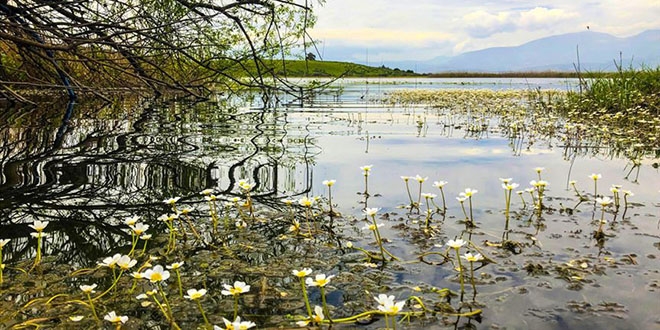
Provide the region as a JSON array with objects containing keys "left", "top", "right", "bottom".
[{"left": 0, "top": 95, "right": 319, "bottom": 266}]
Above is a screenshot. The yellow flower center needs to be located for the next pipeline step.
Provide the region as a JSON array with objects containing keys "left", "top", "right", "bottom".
[{"left": 150, "top": 273, "right": 163, "bottom": 281}]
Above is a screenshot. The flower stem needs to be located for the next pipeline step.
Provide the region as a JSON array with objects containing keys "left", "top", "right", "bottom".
[
  {"left": 454, "top": 248, "right": 465, "bottom": 294},
  {"left": 196, "top": 300, "right": 210, "bottom": 328},
  {"left": 86, "top": 292, "right": 99, "bottom": 322},
  {"left": 320, "top": 286, "right": 332, "bottom": 323},
  {"left": 176, "top": 270, "right": 183, "bottom": 298},
  {"left": 233, "top": 295, "right": 239, "bottom": 320},
  {"left": 300, "top": 277, "right": 313, "bottom": 319}
]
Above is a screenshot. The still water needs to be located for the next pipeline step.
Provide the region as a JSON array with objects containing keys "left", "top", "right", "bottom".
[{"left": 1, "top": 78, "right": 658, "bottom": 329}]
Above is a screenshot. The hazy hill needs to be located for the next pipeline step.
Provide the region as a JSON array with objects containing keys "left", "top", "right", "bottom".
[{"left": 386, "top": 30, "right": 660, "bottom": 73}]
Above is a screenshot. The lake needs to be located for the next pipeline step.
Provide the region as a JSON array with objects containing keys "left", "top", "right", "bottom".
[{"left": 1, "top": 77, "right": 658, "bottom": 329}]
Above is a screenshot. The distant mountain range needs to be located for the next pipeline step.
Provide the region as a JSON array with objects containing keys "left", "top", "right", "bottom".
[{"left": 381, "top": 30, "right": 660, "bottom": 73}]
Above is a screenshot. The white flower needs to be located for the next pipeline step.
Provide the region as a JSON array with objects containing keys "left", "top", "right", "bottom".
[
  {"left": 400, "top": 175, "right": 410, "bottom": 181},
  {"left": 238, "top": 179, "right": 255, "bottom": 191},
  {"left": 295, "top": 305, "right": 325, "bottom": 326},
  {"left": 460, "top": 188, "right": 478, "bottom": 197},
  {"left": 98, "top": 253, "right": 122, "bottom": 268},
  {"left": 322, "top": 179, "right": 336, "bottom": 187},
  {"left": 124, "top": 215, "right": 140, "bottom": 226},
  {"left": 363, "top": 207, "right": 380, "bottom": 217},
  {"left": 80, "top": 284, "right": 97, "bottom": 294},
  {"left": 298, "top": 196, "right": 314, "bottom": 207},
  {"left": 205, "top": 195, "right": 218, "bottom": 201},
  {"left": 499, "top": 178, "right": 512, "bottom": 184},
  {"left": 184, "top": 288, "right": 207, "bottom": 300},
  {"left": 446, "top": 239, "right": 467, "bottom": 249},
  {"left": 360, "top": 165, "right": 373, "bottom": 172},
  {"left": 29, "top": 220, "right": 48, "bottom": 232},
  {"left": 374, "top": 294, "right": 405, "bottom": 315},
  {"left": 595, "top": 197, "right": 613, "bottom": 207},
  {"left": 461, "top": 253, "right": 484, "bottom": 262},
  {"left": 456, "top": 196, "right": 466, "bottom": 203},
  {"left": 217, "top": 316, "right": 256, "bottom": 330},
  {"left": 433, "top": 181, "right": 448, "bottom": 188},
  {"left": 362, "top": 223, "right": 384, "bottom": 231},
  {"left": 222, "top": 281, "right": 250, "bottom": 296},
  {"left": 421, "top": 193, "right": 437, "bottom": 199},
  {"left": 166, "top": 261, "right": 184, "bottom": 270},
  {"left": 117, "top": 255, "right": 137, "bottom": 270},
  {"left": 292, "top": 268, "right": 313, "bottom": 278},
  {"left": 414, "top": 174, "right": 427, "bottom": 183},
  {"left": 534, "top": 167, "right": 545, "bottom": 173},
  {"left": 623, "top": 190, "right": 634, "bottom": 196},
  {"left": 140, "top": 234, "right": 152, "bottom": 240},
  {"left": 200, "top": 188, "right": 214, "bottom": 195},
  {"left": 69, "top": 315, "right": 84, "bottom": 322},
  {"left": 289, "top": 220, "right": 301, "bottom": 232},
  {"left": 312, "top": 305, "right": 325, "bottom": 323},
  {"left": 163, "top": 197, "right": 181, "bottom": 205},
  {"left": 589, "top": 173, "right": 602, "bottom": 180},
  {"left": 30, "top": 232, "right": 48, "bottom": 238},
  {"left": 130, "top": 223, "right": 149, "bottom": 235},
  {"left": 140, "top": 265, "right": 170, "bottom": 282},
  {"left": 0, "top": 239, "right": 10, "bottom": 248},
  {"left": 306, "top": 274, "right": 334, "bottom": 287},
  {"left": 502, "top": 182, "right": 520, "bottom": 190},
  {"left": 104, "top": 311, "right": 128, "bottom": 324}
]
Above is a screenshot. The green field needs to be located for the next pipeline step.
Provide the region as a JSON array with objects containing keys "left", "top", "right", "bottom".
[{"left": 265, "top": 60, "right": 418, "bottom": 77}]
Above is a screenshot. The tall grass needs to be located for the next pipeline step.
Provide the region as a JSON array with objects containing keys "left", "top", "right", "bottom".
[{"left": 566, "top": 64, "right": 660, "bottom": 116}]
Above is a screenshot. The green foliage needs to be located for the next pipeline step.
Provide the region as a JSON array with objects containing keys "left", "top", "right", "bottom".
[{"left": 263, "top": 60, "right": 419, "bottom": 77}]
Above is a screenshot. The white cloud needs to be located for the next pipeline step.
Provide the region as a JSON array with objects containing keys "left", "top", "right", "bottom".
[
  {"left": 462, "top": 10, "right": 516, "bottom": 38},
  {"left": 519, "top": 7, "right": 579, "bottom": 29},
  {"left": 461, "top": 7, "right": 580, "bottom": 38}
]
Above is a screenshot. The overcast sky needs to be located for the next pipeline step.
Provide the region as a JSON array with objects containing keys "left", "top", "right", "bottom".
[{"left": 308, "top": 1, "right": 660, "bottom": 62}]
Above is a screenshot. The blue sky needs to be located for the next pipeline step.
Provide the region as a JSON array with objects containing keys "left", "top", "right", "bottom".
[{"left": 309, "top": 1, "right": 660, "bottom": 62}]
